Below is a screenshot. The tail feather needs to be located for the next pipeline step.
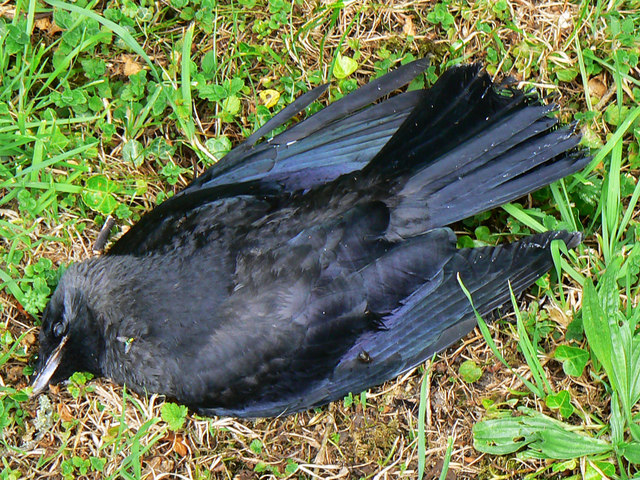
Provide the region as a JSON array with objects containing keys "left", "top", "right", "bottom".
[
  {"left": 373, "top": 65, "right": 589, "bottom": 237},
  {"left": 369, "top": 64, "right": 528, "bottom": 173},
  {"left": 400, "top": 104, "right": 559, "bottom": 191},
  {"left": 420, "top": 129, "right": 586, "bottom": 228}
]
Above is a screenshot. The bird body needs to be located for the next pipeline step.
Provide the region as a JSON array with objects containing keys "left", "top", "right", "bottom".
[{"left": 33, "top": 60, "right": 588, "bottom": 417}]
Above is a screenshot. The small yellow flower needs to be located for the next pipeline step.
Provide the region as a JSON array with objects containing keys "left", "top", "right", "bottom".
[{"left": 259, "top": 89, "right": 280, "bottom": 108}]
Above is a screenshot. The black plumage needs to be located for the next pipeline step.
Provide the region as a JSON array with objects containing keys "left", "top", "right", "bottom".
[{"left": 32, "top": 60, "right": 588, "bottom": 418}]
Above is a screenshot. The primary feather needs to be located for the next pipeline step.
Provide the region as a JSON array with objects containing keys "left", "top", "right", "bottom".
[{"left": 33, "top": 61, "right": 588, "bottom": 417}]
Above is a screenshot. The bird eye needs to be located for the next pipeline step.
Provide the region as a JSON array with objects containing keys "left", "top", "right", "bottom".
[{"left": 52, "top": 319, "right": 68, "bottom": 338}]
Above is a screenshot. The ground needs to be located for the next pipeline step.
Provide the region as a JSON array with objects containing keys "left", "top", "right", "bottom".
[{"left": 1, "top": 1, "right": 639, "bottom": 479}]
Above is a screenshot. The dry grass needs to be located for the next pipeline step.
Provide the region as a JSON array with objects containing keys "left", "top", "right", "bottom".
[{"left": 1, "top": 0, "right": 630, "bottom": 478}]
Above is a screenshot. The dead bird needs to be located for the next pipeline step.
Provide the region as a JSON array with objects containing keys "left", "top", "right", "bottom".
[{"left": 31, "top": 60, "right": 588, "bottom": 417}]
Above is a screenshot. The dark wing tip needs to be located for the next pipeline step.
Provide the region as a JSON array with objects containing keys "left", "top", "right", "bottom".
[
  {"left": 559, "top": 230, "right": 583, "bottom": 249},
  {"left": 524, "top": 230, "right": 583, "bottom": 250}
]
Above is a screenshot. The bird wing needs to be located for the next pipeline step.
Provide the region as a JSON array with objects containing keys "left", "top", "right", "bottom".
[
  {"left": 109, "top": 62, "right": 588, "bottom": 256},
  {"left": 182, "top": 228, "right": 579, "bottom": 417},
  {"left": 108, "top": 59, "right": 429, "bottom": 256},
  {"left": 107, "top": 186, "right": 277, "bottom": 256},
  {"left": 187, "top": 58, "right": 429, "bottom": 191},
  {"left": 166, "top": 200, "right": 437, "bottom": 413}
]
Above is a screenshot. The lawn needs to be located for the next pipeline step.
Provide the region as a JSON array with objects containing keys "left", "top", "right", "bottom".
[{"left": 1, "top": 0, "right": 640, "bottom": 478}]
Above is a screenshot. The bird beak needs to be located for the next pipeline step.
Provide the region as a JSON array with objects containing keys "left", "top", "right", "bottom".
[{"left": 31, "top": 335, "right": 68, "bottom": 396}]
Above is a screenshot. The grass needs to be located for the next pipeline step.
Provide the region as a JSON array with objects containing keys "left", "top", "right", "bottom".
[{"left": 1, "top": 0, "right": 639, "bottom": 478}]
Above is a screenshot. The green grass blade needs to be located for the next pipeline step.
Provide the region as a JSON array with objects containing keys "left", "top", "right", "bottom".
[
  {"left": 582, "top": 280, "right": 612, "bottom": 366},
  {"left": 438, "top": 436, "right": 454, "bottom": 480},
  {"left": 417, "top": 366, "right": 429, "bottom": 480},
  {"left": 180, "top": 23, "right": 195, "bottom": 142},
  {"left": 550, "top": 180, "right": 578, "bottom": 231},
  {"left": 574, "top": 35, "right": 593, "bottom": 112},
  {"left": 44, "top": 0, "right": 159, "bottom": 80},
  {"left": 502, "top": 203, "right": 546, "bottom": 233},
  {"left": 592, "top": 57, "right": 640, "bottom": 88},
  {"left": 569, "top": 105, "right": 640, "bottom": 189},
  {"left": 550, "top": 239, "right": 566, "bottom": 308},
  {"left": 457, "top": 274, "right": 544, "bottom": 397},
  {"left": 0, "top": 268, "right": 26, "bottom": 311},
  {"left": 615, "top": 158, "right": 640, "bottom": 247},
  {"left": 602, "top": 139, "right": 623, "bottom": 262},
  {"left": 510, "top": 285, "right": 552, "bottom": 396}
]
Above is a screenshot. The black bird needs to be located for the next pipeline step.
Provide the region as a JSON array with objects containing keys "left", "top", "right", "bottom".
[{"left": 32, "top": 60, "right": 588, "bottom": 418}]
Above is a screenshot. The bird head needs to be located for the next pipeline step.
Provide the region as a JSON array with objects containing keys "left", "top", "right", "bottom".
[{"left": 31, "top": 273, "right": 104, "bottom": 396}]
